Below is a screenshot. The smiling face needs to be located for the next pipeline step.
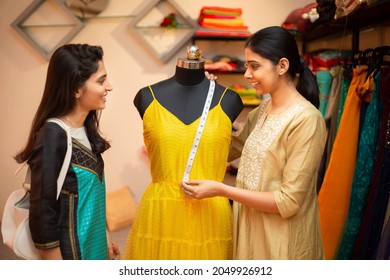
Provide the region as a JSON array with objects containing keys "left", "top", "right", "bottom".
[
  {"left": 76, "top": 60, "right": 112, "bottom": 113},
  {"left": 243, "top": 48, "right": 280, "bottom": 96}
]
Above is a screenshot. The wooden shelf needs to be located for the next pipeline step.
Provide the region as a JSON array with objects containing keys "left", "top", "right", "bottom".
[
  {"left": 192, "top": 34, "right": 250, "bottom": 42},
  {"left": 192, "top": 34, "right": 249, "bottom": 75},
  {"left": 301, "top": 1, "right": 390, "bottom": 54}
]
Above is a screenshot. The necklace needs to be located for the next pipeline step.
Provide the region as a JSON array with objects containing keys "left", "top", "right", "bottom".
[
  {"left": 65, "top": 115, "right": 75, "bottom": 128},
  {"left": 269, "top": 95, "right": 299, "bottom": 115}
]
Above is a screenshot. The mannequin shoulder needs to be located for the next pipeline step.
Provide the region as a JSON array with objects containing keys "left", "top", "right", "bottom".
[
  {"left": 218, "top": 87, "right": 244, "bottom": 122},
  {"left": 133, "top": 78, "right": 175, "bottom": 118},
  {"left": 133, "top": 87, "right": 154, "bottom": 118}
]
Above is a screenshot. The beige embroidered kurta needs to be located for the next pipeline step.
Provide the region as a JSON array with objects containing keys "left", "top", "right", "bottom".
[{"left": 230, "top": 98, "right": 326, "bottom": 259}]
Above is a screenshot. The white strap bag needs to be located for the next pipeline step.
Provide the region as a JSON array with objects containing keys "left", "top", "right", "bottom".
[{"left": 1, "top": 118, "right": 71, "bottom": 259}]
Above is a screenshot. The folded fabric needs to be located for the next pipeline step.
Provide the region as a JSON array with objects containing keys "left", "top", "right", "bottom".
[
  {"left": 195, "top": 27, "right": 251, "bottom": 37},
  {"left": 202, "top": 18, "right": 245, "bottom": 27},
  {"left": 199, "top": 22, "right": 248, "bottom": 31},
  {"left": 201, "top": 6, "right": 242, "bottom": 16},
  {"left": 200, "top": 14, "right": 237, "bottom": 19}
]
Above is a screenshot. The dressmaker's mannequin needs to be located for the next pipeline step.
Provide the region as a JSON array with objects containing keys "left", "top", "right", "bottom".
[
  {"left": 124, "top": 46, "right": 243, "bottom": 260},
  {"left": 133, "top": 46, "right": 243, "bottom": 124}
]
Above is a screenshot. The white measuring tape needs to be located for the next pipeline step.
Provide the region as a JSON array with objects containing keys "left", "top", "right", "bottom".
[{"left": 182, "top": 80, "right": 215, "bottom": 181}]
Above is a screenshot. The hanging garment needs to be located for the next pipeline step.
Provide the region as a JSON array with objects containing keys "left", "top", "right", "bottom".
[
  {"left": 374, "top": 205, "right": 390, "bottom": 259},
  {"left": 337, "top": 70, "right": 382, "bottom": 259},
  {"left": 317, "top": 66, "right": 344, "bottom": 192},
  {"left": 318, "top": 65, "right": 368, "bottom": 259},
  {"left": 336, "top": 67, "right": 353, "bottom": 131},
  {"left": 352, "top": 65, "right": 390, "bottom": 259},
  {"left": 326, "top": 66, "right": 345, "bottom": 165},
  {"left": 317, "top": 70, "right": 333, "bottom": 116},
  {"left": 122, "top": 86, "right": 233, "bottom": 260}
]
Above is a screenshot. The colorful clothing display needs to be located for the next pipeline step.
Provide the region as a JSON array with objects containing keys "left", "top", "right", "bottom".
[
  {"left": 195, "top": 6, "right": 251, "bottom": 37},
  {"left": 313, "top": 48, "right": 390, "bottom": 259},
  {"left": 352, "top": 65, "right": 390, "bottom": 259},
  {"left": 337, "top": 71, "right": 382, "bottom": 259},
  {"left": 318, "top": 65, "right": 367, "bottom": 259},
  {"left": 122, "top": 86, "right": 233, "bottom": 260}
]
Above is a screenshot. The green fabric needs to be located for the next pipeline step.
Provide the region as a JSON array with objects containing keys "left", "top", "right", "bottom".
[
  {"left": 317, "top": 70, "right": 333, "bottom": 117},
  {"left": 336, "top": 72, "right": 352, "bottom": 131},
  {"left": 74, "top": 166, "right": 107, "bottom": 260}
]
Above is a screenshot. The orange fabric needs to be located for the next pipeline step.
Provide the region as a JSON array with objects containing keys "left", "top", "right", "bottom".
[
  {"left": 200, "top": 7, "right": 242, "bottom": 15},
  {"left": 318, "top": 65, "right": 368, "bottom": 259},
  {"left": 202, "top": 18, "right": 245, "bottom": 27},
  {"left": 199, "top": 22, "right": 248, "bottom": 30}
]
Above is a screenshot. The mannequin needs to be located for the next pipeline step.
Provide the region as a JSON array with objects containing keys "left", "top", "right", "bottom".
[
  {"left": 123, "top": 45, "right": 244, "bottom": 260},
  {"left": 133, "top": 45, "right": 243, "bottom": 124}
]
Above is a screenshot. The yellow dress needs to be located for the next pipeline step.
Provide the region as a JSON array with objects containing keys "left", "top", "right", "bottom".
[{"left": 122, "top": 86, "right": 233, "bottom": 260}]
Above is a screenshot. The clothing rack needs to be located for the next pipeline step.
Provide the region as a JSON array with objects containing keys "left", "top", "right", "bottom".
[{"left": 353, "top": 46, "right": 390, "bottom": 66}]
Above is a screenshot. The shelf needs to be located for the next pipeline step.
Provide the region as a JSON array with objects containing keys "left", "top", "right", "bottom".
[
  {"left": 11, "top": 0, "right": 85, "bottom": 60},
  {"left": 128, "top": 0, "right": 197, "bottom": 64},
  {"left": 210, "top": 69, "right": 245, "bottom": 75},
  {"left": 192, "top": 34, "right": 249, "bottom": 74},
  {"left": 192, "top": 34, "right": 251, "bottom": 42},
  {"left": 301, "top": 1, "right": 390, "bottom": 54}
]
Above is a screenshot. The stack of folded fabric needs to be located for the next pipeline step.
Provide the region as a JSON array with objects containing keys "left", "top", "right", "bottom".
[{"left": 195, "top": 6, "right": 251, "bottom": 37}]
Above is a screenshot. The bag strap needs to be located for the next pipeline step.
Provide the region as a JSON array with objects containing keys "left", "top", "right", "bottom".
[
  {"left": 46, "top": 118, "right": 72, "bottom": 200},
  {"left": 182, "top": 80, "right": 215, "bottom": 181},
  {"left": 16, "top": 118, "right": 72, "bottom": 200}
]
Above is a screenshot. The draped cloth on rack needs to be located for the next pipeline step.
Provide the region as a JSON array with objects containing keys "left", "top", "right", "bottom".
[
  {"left": 326, "top": 66, "right": 345, "bottom": 165},
  {"left": 337, "top": 70, "right": 382, "bottom": 259},
  {"left": 336, "top": 68, "right": 353, "bottom": 131},
  {"left": 316, "top": 66, "right": 344, "bottom": 192},
  {"left": 318, "top": 65, "right": 367, "bottom": 259},
  {"left": 352, "top": 65, "right": 390, "bottom": 259},
  {"left": 317, "top": 70, "right": 333, "bottom": 117}
]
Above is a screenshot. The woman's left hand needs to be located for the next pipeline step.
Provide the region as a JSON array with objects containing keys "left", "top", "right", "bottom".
[
  {"left": 204, "top": 71, "right": 218, "bottom": 81},
  {"left": 181, "top": 180, "right": 222, "bottom": 199},
  {"left": 107, "top": 235, "right": 121, "bottom": 260}
]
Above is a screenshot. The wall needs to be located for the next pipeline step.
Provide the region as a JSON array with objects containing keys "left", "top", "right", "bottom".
[{"left": 0, "top": 0, "right": 317, "bottom": 218}]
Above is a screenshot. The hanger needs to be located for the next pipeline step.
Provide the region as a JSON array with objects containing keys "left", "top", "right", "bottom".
[{"left": 375, "top": 46, "right": 390, "bottom": 66}]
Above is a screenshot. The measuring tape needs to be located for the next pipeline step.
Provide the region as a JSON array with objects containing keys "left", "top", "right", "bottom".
[{"left": 182, "top": 80, "right": 215, "bottom": 181}]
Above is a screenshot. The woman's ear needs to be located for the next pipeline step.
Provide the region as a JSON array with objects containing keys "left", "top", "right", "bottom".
[{"left": 278, "top": 58, "right": 289, "bottom": 75}]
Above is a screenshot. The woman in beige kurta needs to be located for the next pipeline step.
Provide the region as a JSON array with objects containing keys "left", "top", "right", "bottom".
[
  {"left": 181, "top": 26, "right": 326, "bottom": 260},
  {"left": 230, "top": 99, "right": 325, "bottom": 259}
]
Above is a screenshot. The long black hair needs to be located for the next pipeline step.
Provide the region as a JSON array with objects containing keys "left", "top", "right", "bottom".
[
  {"left": 245, "top": 26, "right": 319, "bottom": 108},
  {"left": 15, "top": 44, "right": 110, "bottom": 163}
]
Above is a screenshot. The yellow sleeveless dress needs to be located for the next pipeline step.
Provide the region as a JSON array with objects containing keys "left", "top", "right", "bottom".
[{"left": 122, "top": 86, "right": 233, "bottom": 260}]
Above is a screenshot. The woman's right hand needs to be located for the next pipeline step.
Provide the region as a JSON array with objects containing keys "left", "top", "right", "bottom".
[{"left": 181, "top": 179, "right": 223, "bottom": 199}]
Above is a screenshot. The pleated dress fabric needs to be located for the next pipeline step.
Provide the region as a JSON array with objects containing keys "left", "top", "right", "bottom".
[{"left": 122, "top": 87, "right": 233, "bottom": 260}]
